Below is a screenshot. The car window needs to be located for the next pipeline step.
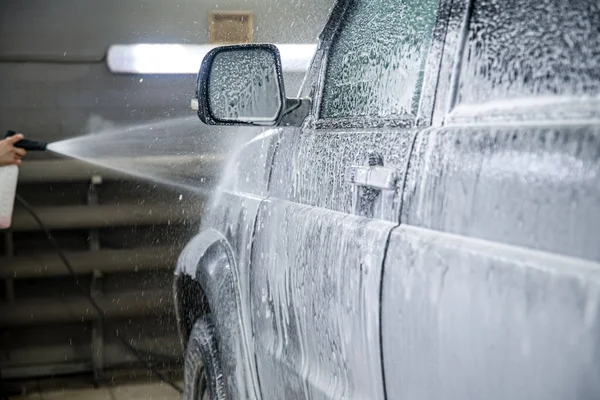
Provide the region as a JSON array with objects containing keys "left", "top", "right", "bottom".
[
  {"left": 319, "top": 0, "right": 439, "bottom": 120},
  {"left": 457, "top": 0, "right": 600, "bottom": 105}
]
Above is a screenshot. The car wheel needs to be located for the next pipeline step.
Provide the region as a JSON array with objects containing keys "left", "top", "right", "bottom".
[{"left": 184, "top": 315, "right": 226, "bottom": 400}]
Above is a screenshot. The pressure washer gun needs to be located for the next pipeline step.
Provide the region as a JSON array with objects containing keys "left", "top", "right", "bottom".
[{"left": 0, "top": 130, "right": 48, "bottom": 229}]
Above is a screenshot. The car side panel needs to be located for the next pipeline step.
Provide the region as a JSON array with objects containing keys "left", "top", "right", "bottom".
[
  {"left": 250, "top": 116, "right": 423, "bottom": 398},
  {"left": 383, "top": 123, "right": 600, "bottom": 398},
  {"left": 251, "top": 199, "right": 392, "bottom": 399},
  {"left": 269, "top": 126, "right": 418, "bottom": 220},
  {"left": 382, "top": 224, "right": 600, "bottom": 399},
  {"left": 203, "top": 130, "right": 284, "bottom": 400},
  {"left": 177, "top": 129, "right": 280, "bottom": 400},
  {"left": 402, "top": 125, "right": 600, "bottom": 261},
  {"left": 202, "top": 192, "right": 263, "bottom": 400}
]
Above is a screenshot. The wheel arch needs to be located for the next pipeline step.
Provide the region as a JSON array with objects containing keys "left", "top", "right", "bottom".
[{"left": 174, "top": 229, "right": 236, "bottom": 349}]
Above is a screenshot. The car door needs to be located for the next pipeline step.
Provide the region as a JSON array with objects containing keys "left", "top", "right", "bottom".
[
  {"left": 382, "top": 0, "right": 600, "bottom": 399},
  {"left": 249, "top": 0, "right": 446, "bottom": 398}
]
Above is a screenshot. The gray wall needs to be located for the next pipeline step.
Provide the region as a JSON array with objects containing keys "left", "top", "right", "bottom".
[
  {"left": 0, "top": 0, "right": 332, "bottom": 58},
  {"left": 0, "top": 0, "right": 333, "bottom": 143}
]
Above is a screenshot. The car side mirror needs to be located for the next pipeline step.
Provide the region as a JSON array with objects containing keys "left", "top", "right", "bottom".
[{"left": 194, "top": 44, "right": 310, "bottom": 127}]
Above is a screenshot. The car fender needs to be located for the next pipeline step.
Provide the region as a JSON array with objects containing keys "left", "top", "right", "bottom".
[{"left": 174, "top": 228, "right": 238, "bottom": 348}]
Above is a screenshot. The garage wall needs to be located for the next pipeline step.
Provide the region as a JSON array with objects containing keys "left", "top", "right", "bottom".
[{"left": 0, "top": 0, "right": 332, "bottom": 58}]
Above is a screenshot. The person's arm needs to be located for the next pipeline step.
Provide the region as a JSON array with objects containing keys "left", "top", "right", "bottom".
[{"left": 0, "top": 134, "right": 27, "bottom": 166}]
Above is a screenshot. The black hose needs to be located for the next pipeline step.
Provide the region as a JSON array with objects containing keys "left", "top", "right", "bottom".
[
  {"left": 5, "top": 131, "right": 47, "bottom": 151},
  {"left": 15, "top": 194, "right": 183, "bottom": 394}
]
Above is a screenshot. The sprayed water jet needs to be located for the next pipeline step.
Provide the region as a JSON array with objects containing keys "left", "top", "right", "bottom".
[{"left": 46, "top": 116, "right": 263, "bottom": 193}]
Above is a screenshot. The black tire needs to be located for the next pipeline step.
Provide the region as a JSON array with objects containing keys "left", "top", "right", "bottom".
[{"left": 183, "top": 315, "right": 226, "bottom": 400}]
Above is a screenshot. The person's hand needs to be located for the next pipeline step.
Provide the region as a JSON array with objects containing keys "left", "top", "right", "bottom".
[{"left": 0, "top": 134, "right": 27, "bottom": 166}]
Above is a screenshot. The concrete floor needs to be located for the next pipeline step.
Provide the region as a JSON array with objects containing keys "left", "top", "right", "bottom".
[{"left": 11, "top": 382, "right": 182, "bottom": 400}]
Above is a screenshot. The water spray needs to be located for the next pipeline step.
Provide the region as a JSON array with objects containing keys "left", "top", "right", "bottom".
[
  {"left": 0, "top": 121, "right": 252, "bottom": 392},
  {"left": 0, "top": 130, "right": 185, "bottom": 391}
]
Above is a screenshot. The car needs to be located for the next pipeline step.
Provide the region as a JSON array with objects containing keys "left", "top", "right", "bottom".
[{"left": 174, "top": 0, "right": 600, "bottom": 399}]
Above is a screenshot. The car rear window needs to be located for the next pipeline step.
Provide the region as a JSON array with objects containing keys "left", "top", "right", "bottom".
[
  {"left": 320, "top": 0, "right": 439, "bottom": 120},
  {"left": 457, "top": 0, "right": 600, "bottom": 106}
]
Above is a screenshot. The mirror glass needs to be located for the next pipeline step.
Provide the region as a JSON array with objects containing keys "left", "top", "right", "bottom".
[{"left": 207, "top": 48, "right": 282, "bottom": 123}]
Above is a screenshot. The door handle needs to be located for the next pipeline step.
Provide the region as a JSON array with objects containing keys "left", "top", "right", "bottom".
[
  {"left": 346, "top": 164, "right": 399, "bottom": 219},
  {"left": 346, "top": 165, "right": 398, "bottom": 191}
]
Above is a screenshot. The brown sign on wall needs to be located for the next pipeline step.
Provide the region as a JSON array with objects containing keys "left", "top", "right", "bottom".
[{"left": 209, "top": 11, "right": 254, "bottom": 44}]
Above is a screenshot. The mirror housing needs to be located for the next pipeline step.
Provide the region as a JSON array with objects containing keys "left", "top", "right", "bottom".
[{"left": 195, "top": 44, "right": 309, "bottom": 127}]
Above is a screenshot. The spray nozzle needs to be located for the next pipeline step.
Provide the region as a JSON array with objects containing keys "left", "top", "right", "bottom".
[{"left": 5, "top": 130, "right": 47, "bottom": 151}]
